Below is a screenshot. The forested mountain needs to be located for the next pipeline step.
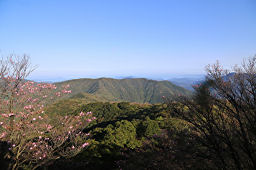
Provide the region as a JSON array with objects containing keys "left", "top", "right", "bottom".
[{"left": 56, "top": 78, "right": 191, "bottom": 104}]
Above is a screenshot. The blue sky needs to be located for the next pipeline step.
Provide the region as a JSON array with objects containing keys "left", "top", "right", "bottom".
[{"left": 0, "top": 0, "right": 255, "bottom": 81}]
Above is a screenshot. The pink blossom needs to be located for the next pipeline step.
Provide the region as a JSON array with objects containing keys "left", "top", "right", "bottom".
[
  {"left": 1, "top": 114, "right": 8, "bottom": 117},
  {"left": 79, "top": 112, "right": 85, "bottom": 116},
  {"left": 0, "top": 68, "right": 93, "bottom": 168},
  {"left": 8, "top": 113, "right": 15, "bottom": 117},
  {"left": 86, "top": 111, "right": 92, "bottom": 115},
  {"left": 82, "top": 142, "right": 89, "bottom": 148},
  {"left": 0, "top": 132, "right": 7, "bottom": 138}
]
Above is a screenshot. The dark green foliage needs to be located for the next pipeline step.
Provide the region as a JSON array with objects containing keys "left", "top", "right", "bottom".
[
  {"left": 37, "top": 99, "right": 214, "bottom": 170},
  {"left": 79, "top": 102, "right": 123, "bottom": 122},
  {"left": 142, "top": 117, "right": 160, "bottom": 137},
  {"left": 104, "top": 120, "right": 141, "bottom": 148},
  {"left": 64, "top": 102, "right": 168, "bottom": 169}
]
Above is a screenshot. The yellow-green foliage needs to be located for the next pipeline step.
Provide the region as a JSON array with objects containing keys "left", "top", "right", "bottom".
[{"left": 103, "top": 120, "right": 142, "bottom": 149}]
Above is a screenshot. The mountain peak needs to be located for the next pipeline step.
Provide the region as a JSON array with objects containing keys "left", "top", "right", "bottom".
[{"left": 56, "top": 78, "right": 191, "bottom": 104}]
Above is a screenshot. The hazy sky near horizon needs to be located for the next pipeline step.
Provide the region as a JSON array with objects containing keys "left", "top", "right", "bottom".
[{"left": 0, "top": 0, "right": 255, "bottom": 80}]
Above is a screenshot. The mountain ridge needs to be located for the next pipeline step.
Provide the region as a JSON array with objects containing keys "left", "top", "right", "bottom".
[{"left": 55, "top": 78, "right": 192, "bottom": 104}]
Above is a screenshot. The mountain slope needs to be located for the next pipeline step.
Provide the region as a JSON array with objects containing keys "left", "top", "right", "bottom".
[{"left": 56, "top": 78, "right": 191, "bottom": 104}]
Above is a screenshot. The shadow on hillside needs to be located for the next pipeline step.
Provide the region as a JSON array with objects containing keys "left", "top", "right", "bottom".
[
  {"left": 0, "top": 142, "right": 10, "bottom": 170},
  {"left": 47, "top": 143, "right": 124, "bottom": 170}
]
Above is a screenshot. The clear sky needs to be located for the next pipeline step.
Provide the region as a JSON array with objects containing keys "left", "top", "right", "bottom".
[{"left": 0, "top": 0, "right": 255, "bottom": 81}]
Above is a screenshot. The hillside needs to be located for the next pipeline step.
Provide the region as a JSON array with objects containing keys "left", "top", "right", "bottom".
[{"left": 55, "top": 78, "right": 191, "bottom": 104}]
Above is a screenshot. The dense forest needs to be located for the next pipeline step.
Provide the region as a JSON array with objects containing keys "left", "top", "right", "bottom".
[
  {"left": 45, "top": 100, "right": 214, "bottom": 170},
  {"left": 46, "top": 102, "right": 178, "bottom": 169}
]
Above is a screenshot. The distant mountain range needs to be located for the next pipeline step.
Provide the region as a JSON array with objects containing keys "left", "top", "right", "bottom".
[
  {"left": 55, "top": 78, "right": 192, "bottom": 104},
  {"left": 168, "top": 76, "right": 205, "bottom": 90}
]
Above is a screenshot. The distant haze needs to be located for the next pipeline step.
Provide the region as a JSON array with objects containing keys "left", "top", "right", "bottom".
[{"left": 28, "top": 73, "right": 205, "bottom": 83}]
